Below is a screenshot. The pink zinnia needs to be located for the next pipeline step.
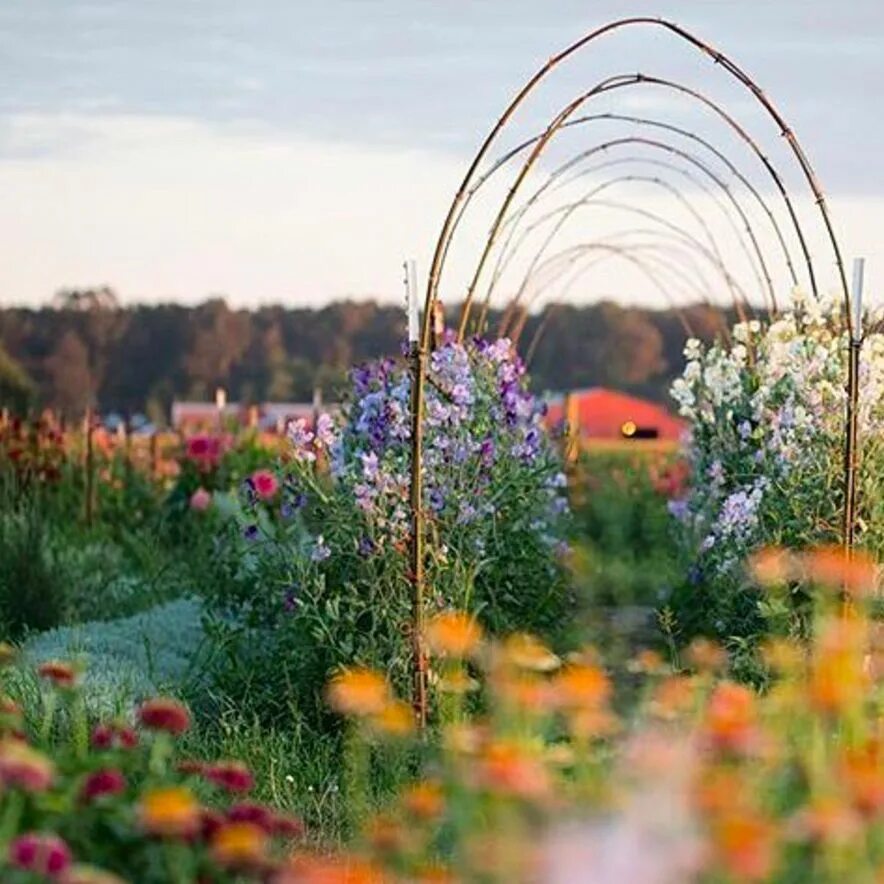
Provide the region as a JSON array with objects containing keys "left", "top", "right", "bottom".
[
  {"left": 91, "top": 722, "right": 138, "bottom": 751},
  {"left": 137, "top": 698, "right": 191, "bottom": 735},
  {"left": 251, "top": 469, "right": 278, "bottom": 501},
  {"left": 0, "top": 740, "right": 54, "bottom": 792},
  {"left": 189, "top": 488, "right": 212, "bottom": 511},
  {"left": 81, "top": 768, "right": 126, "bottom": 802},
  {"left": 9, "top": 832, "right": 72, "bottom": 877},
  {"left": 185, "top": 435, "right": 222, "bottom": 471},
  {"left": 227, "top": 801, "right": 273, "bottom": 831},
  {"left": 205, "top": 760, "right": 254, "bottom": 793}
]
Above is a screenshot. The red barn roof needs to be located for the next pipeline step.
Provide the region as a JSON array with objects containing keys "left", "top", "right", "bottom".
[{"left": 545, "top": 387, "right": 685, "bottom": 441}]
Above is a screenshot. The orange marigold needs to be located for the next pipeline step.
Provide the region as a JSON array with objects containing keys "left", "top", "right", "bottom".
[
  {"left": 211, "top": 822, "right": 268, "bottom": 868},
  {"left": 802, "top": 546, "right": 877, "bottom": 596},
  {"left": 326, "top": 669, "right": 390, "bottom": 717},
  {"left": 750, "top": 546, "right": 795, "bottom": 587},
  {"left": 551, "top": 663, "right": 611, "bottom": 710},
  {"left": 138, "top": 786, "right": 200, "bottom": 837},
  {"left": 401, "top": 781, "right": 445, "bottom": 820},
  {"left": 371, "top": 700, "right": 415, "bottom": 738},
  {"left": 712, "top": 811, "right": 775, "bottom": 881},
  {"left": 425, "top": 612, "right": 483, "bottom": 659},
  {"left": 703, "top": 682, "right": 758, "bottom": 755},
  {"left": 476, "top": 741, "right": 550, "bottom": 800},
  {"left": 274, "top": 855, "right": 386, "bottom": 884},
  {"left": 841, "top": 740, "right": 884, "bottom": 816}
]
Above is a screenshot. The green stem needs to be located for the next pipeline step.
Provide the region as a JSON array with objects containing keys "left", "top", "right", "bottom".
[
  {"left": 38, "top": 691, "right": 57, "bottom": 746},
  {"left": 0, "top": 790, "right": 24, "bottom": 851}
]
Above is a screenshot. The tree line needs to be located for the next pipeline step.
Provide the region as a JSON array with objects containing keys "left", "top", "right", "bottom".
[{"left": 0, "top": 290, "right": 731, "bottom": 421}]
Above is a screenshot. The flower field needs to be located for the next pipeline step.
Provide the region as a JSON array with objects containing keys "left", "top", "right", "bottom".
[
  {"left": 1, "top": 291, "right": 882, "bottom": 882},
  {"left": 1, "top": 2, "right": 879, "bottom": 879}
]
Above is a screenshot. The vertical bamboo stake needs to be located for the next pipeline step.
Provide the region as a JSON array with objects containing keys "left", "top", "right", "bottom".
[
  {"left": 84, "top": 407, "right": 95, "bottom": 527},
  {"left": 215, "top": 387, "right": 227, "bottom": 432},
  {"left": 312, "top": 386, "right": 323, "bottom": 429},
  {"left": 843, "top": 257, "right": 864, "bottom": 551},
  {"left": 405, "top": 259, "right": 428, "bottom": 728},
  {"left": 122, "top": 416, "right": 132, "bottom": 485},
  {"left": 150, "top": 431, "right": 159, "bottom": 479}
]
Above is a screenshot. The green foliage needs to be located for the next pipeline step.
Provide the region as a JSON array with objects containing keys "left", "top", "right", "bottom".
[
  {"left": 0, "top": 490, "right": 67, "bottom": 639},
  {"left": 201, "top": 342, "right": 571, "bottom": 727}
]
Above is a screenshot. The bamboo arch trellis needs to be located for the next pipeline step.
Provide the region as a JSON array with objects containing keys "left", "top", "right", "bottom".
[
  {"left": 503, "top": 234, "right": 739, "bottom": 345},
  {"left": 498, "top": 220, "right": 749, "bottom": 344},
  {"left": 490, "top": 152, "right": 783, "bottom": 325},
  {"left": 407, "top": 17, "right": 858, "bottom": 726},
  {"left": 484, "top": 111, "right": 801, "bottom": 295},
  {"left": 509, "top": 239, "right": 711, "bottom": 332},
  {"left": 437, "top": 77, "right": 819, "bottom": 331},
  {"left": 492, "top": 181, "right": 760, "bottom": 324},
  {"left": 477, "top": 122, "right": 798, "bottom": 321}
]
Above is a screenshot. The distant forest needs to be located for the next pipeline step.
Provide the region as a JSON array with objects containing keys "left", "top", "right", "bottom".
[{"left": 0, "top": 288, "right": 733, "bottom": 422}]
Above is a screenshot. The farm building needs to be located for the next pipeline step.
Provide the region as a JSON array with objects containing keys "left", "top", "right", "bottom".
[
  {"left": 544, "top": 387, "right": 686, "bottom": 442},
  {"left": 171, "top": 400, "right": 337, "bottom": 432}
]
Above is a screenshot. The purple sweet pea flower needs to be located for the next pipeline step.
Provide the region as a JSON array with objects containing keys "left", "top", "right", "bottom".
[
  {"left": 283, "top": 584, "right": 300, "bottom": 612},
  {"left": 315, "top": 413, "right": 336, "bottom": 448},
  {"left": 311, "top": 535, "right": 331, "bottom": 562}
]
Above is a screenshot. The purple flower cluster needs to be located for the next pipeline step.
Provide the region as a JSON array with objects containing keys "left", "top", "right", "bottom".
[{"left": 326, "top": 336, "right": 568, "bottom": 550}]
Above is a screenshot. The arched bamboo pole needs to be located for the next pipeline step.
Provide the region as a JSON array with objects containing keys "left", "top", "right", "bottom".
[
  {"left": 506, "top": 239, "right": 721, "bottom": 344},
  {"left": 440, "top": 100, "right": 806, "bottom": 323},
  {"left": 410, "top": 18, "right": 855, "bottom": 725},
  {"left": 477, "top": 136, "right": 776, "bottom": 335},
  {"left": 484, "top": 111, "right": 799, "bottom": 300},
  {"left": 490, "top": 179, "right": 757, "bottom": 319},
  {"left": 497, "top": 213, "right": 750, "bottom": 339},
  {"left": 496, "top": 152, "right": 775, "bottom": 314},
  {"left": 464, "top": 131, "right": 777, "bottom": 340}
]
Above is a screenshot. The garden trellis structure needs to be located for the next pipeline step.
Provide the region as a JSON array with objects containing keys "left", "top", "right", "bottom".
[{"left": 408, "top": 17, "right": 857, "bottom": 727}]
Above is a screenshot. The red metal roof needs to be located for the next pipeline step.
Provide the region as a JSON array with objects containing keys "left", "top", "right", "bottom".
[{"left": 545, "top": 387, "right": 685, "bottom": 441}]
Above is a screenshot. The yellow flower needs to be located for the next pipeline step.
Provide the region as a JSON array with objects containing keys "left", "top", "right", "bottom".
[
  {"left": 371, "top": 700, "right": 415, "bottom": 738},
  {"left": 749, "top": 546, "right": 795, "bottom": 587},
  {"left": 61, "top": 866, "right": 127, "bottom": 884},
  {"left": 211, "top": 822, "right": 268, "bottom": 868},
  {"left": 138, "top": 786, "right": 200, "bottom": 837},
  {"left": 551, "top": 663, "right": 611, "bottom": 710},
  {"left": 425, "top": 612, "right": 483, "bottom": 659},
  {"left": 476, "top": 740, "right": 550, "bottom": 800},
  {"left": 326, "top": 669, "right": 390, "bottom": 717},
  {"left": 401, "top": 781, "right": 445, "bottom": 820},
  {"left": 810, "top": 617, "right": 868, "bottom": 715},
  {"left": 501, "top": 634, "right": 559, "bottom": 672},
  {"left": 437, "top": 669, "right": 479, "bottom": 695}
]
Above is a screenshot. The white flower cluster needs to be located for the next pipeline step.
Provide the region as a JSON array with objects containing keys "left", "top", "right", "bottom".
[{"left": 670, "top": 291, "right": 884, "bottom": 572}]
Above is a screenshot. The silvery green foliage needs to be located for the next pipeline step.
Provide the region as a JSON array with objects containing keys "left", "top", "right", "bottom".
[{"left": 23, "top": 598, "right": 205, "bottom": 715}]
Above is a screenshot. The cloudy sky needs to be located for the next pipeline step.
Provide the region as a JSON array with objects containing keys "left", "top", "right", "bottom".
[{"left": 0, "top": 0, "right": 881, "bottom": 311}]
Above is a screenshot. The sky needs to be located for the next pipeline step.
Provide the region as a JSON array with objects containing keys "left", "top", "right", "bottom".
[{"left": 0, "top": 0, "right": 881, "bottom": 312}]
